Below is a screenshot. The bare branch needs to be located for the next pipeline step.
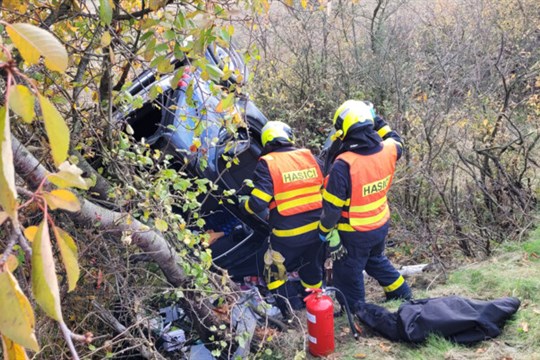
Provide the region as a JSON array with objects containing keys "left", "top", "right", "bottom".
[
  {"left": 11, "top": 135, "right": 186, "bottom": 286},
  {"left": 92, "top": 301, "right": 166, "bottom": 360},
  {"left": 59, "top": 322, "right": 81, "bottom": 360}
]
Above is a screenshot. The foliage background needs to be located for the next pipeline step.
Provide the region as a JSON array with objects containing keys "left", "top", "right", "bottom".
[
  {"left": 247, "top": 0, "right": 540, "bottom": 262},
  {"left": 0, "top": 0, "right": 539, "bottom": 359}
]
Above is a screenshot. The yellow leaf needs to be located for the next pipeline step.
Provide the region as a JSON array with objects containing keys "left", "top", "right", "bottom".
[
  {"left": 0, "top": 266, "right": 39, "bottom": 351},
  {"left": 1, "top": 335, "right": 30, "bottom": 360},
  {"left": 71, "top": 0, "right": 81, "bottom": 12},
  {"left": 3, "top": 0, "right": 28, "bottom": 13},
  {"left": 109, "top": 46, "right": 114, "bottom": 64},
  {"left": 149, "top": 0, "right": 167, "bottom": 10},
  {"left": 6, "top": 23, "right": 68, "bottom": 73},
  {"left": 8, "top": 85, "right": 35, "bottom": 123},
  {"left": 23, "top": 226, "right": 38, "bottom": 243},
  {"left": 42, "top": 189, "right": 81, "bottom": 212},
  {"left": 0, "top": 106, "right": 18, "bottom": 220},
  {"left": 48, "top": 161, "right": 90, "bottom": 189},
  {"left": 0, "top": 211, "right": 8, "bottom": 226},
  {"left": 32, "top": 220, "right": 63, "bottom": 321},
  {"left": 52, "top": 226, "right": 80, "bottom": 292},
  {"left": 260, "top": 0, "right": 270, "bottom": 12},
  {"left": 301, "top": 0, "right": 307, "bottom": 8},
  {"left": 6, "top": 255, "right": 19, "bottom": 272},
  {"left": 155, "top": 218, "right": 168, "bottom": 232},
  {"left": 100, "top": 32, "right": 111, "bottom": 47},
  {"left": 38, "top": 94, "right": 70, "bottom": 167}
]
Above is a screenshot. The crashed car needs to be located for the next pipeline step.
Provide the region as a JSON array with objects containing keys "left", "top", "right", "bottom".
[{"left": 114, "top": 43, "right": 272, "bottom": 280}]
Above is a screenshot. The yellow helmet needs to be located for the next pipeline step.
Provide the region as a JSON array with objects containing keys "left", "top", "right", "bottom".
[
  {"left": 261, "top": 121, "right": 294, "bottom": 147},
  {"left": 332, "top": 100, "right": 375, "bottom": 140}
]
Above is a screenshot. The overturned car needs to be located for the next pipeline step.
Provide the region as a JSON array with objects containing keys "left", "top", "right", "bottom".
[{"left": 114, "top": 44, "right": 274, "bottom": 281}]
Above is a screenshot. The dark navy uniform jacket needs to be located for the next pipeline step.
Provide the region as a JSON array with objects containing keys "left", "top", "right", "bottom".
[
  {"left": 244, "top": 145, "right": 322, "bottom": 247},
  {"left": 318, "top": 116, "right": 404, "bottom": 244}
]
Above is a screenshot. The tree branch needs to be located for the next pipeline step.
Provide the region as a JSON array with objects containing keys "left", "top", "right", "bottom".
[
  {"left": 11, "top": 135, "right": 186, "bottom": 286},
  {"left": 10, "top": 136, "right": 224, "bottom": 342},
  {"left": 93, "top": 301, "right": 167, "bottom": 360}
]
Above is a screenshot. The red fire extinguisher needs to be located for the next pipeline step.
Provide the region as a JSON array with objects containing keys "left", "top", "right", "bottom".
[{"left": 304, "top": 288, "right": 335, "bottom": 357}]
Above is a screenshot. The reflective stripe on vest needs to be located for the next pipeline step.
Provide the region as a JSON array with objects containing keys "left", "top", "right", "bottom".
[
  {"left": 262, "top": 149, "right": 323, "bottom": 216},
  {"left": 337, "top": 140, "right": 397, "bottom": 231}
]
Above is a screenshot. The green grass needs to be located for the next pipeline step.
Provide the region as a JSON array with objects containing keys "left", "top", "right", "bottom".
[{"left": 311, "top": 225, "right": 540, "bottom": 360}]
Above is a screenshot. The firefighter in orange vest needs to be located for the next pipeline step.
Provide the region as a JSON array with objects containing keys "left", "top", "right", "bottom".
[
  {"left": 243, "top": 121, "right": 325, "bottom": 316},
  {"left": 318, "top": 100, "right": 412, "bottom": 309}
]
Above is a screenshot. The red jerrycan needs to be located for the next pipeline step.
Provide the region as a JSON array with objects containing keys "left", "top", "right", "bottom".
[{"left": 304, "top": 288, "right": 335, "bottom": 357}]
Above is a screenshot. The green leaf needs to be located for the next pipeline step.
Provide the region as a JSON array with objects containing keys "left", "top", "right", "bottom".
[
  {"left": 8, "top": 85, "right": 35, "bottom": 123},
  {"left": 150, "top": 54, "right": 166, "bottom": 68},
  {"left": 206, "top": 64, "right": 224, "bottom": 82},
  {"left": 155, "top": 218, "right": 168, "bottom": 232},
  {"left": 164, "top": 29, "right": 176, "bottom": 41},
  {"left": 53, "top": 226, "right": 80, "bottom": 292},
  {"left": 99, "top": 0, "right": 113, "bottom": 25},
  {"left": 32, "top": 220, "right": 63, "bottom": 321},
  {"left": 48, "top": 162, "right": 90, "bottom": 189},
  {"left": 148, "top": 84, "right": 161, "bottom": 101},
  {"left": 38, "top": 94, "right": 70, "bottom": 167},
  {"left": 6, "top": 23, "right": 68, "bottom": 72},
  {"left": 0, "top": 266, "right": 39, "bottom": 351},
  {"left": 216, "top": 93, "right": 235, "bottom": 113},
  {"left": 42, "top": 189, "right": 81, "bottom": 212},
  {"left": 157, "top": 59, "right": 174, "bottom": 74},
  {"left": 0, "top": 106, "right": 18, "bottom": 220}
]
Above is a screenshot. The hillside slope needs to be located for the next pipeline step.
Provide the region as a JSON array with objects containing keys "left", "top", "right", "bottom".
[{"left": 323, "top": 226, "right": 540, "bottom": 360}]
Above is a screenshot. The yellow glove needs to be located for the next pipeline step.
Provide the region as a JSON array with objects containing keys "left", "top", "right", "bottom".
[{"left": 264, "top": 249, "right": 287, "bottom": 289}]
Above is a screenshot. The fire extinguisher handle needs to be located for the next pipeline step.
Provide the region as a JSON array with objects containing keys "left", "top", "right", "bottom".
[{"left": 303, "top": 287, "right": 322, "bottom": 302}]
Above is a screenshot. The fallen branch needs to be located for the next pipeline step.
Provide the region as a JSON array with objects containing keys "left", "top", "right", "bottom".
[
  {"left": 11, "top": 136, "right": 186, "bottom": 286},
  {"left": 93, "top": 301, "right": 167, "bottom": 360},
  {"left": 399, "top": 264, "right": 429, "bottom": 277}
]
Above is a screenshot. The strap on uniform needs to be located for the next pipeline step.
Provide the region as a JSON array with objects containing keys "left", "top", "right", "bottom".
[{"left": 264, "top": 244, "right": 287, "bottom": 289}]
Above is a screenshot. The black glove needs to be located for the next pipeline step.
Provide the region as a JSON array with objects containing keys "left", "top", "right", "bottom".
[{"left": 326, "top": 230, "right": 347, "bottom": 261}]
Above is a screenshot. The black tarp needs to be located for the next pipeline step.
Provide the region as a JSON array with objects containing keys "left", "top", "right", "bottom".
[{"left": 355, "top": 296, "right": 520, "bottom": 344}]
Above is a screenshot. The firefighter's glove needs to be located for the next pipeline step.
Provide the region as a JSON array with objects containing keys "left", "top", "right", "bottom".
[
  {"left": 327, "top": 230, "right": 347, "bottom": 261},
  {"left": 264, "top": 249, "right": 287, "bottom": 288}
]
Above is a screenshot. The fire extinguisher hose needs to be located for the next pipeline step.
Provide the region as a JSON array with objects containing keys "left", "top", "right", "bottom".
[{"left": 324, "top": 286, "right": 359, "bottom": 340}]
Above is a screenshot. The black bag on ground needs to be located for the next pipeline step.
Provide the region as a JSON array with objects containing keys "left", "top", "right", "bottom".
[{"left": 355, "top": 296, "right": 520, "bottom": 344}]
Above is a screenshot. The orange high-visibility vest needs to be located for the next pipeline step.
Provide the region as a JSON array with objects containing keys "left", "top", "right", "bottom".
[
  {"left": 337, "top": 141, "right": 397, "bottom": 231},
  {"left": 262, "top": 149, "right": 323, "bottom": 216}
]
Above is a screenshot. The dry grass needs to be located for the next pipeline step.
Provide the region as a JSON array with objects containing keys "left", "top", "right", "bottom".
[{"left": 271, "top": 225, "right": 540, "bottom": 360}]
